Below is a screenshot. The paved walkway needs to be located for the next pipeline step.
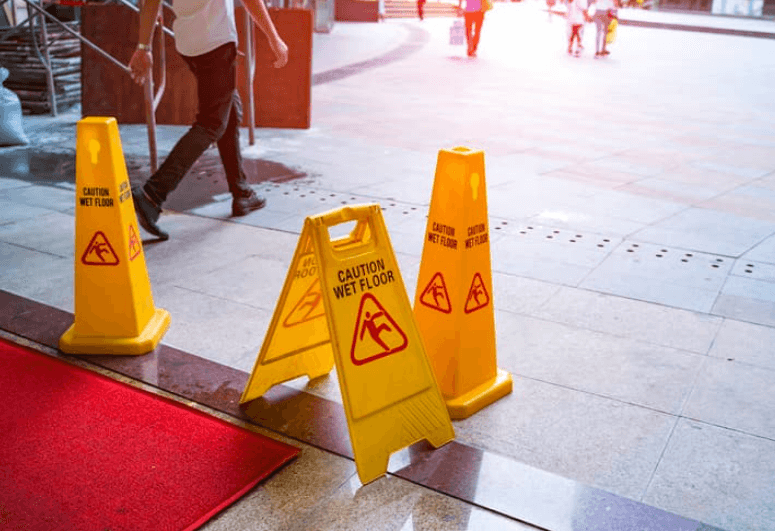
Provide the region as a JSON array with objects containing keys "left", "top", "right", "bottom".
[{"left": 2, "top": 3, "right": 775, "bottom": 530}]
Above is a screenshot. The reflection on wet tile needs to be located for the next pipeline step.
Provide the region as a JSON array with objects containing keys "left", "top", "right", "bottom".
[
  {"left": 643, "top": 419, "right": 775, "bottom": 531},
  {"left": 284, "top": 474, "right": 537, "bottom": 531},
  {"left": 394, "top": 442, "right": 702, "bottom": 531}
]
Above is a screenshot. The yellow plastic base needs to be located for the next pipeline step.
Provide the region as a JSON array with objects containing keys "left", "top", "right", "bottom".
[
  {"left": 59, "top": 308, "right": 170, "bottom": 355},
  {"left": 446, "top": 368, "right": 513, "bottom": 420}
]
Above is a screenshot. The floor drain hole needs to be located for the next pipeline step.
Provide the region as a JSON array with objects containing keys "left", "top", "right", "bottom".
[
  {"left": 656, "top": 254, "right": 663, "bottom": 257},
  {"left": 747, "top": 264, "right": 754, "bottom": 268},
  {"left": 527, "top": 226, "right": 534, "bottom": 230},
  {"left": 553, "top": 230, "right": 560, "bottom": 234},
  {"left": 604, "top": 239, "right": 610, "bottom": 242},
  {"left": 627, "top": 249, "right": 634, "bottom": 253},
  {"left": 685, "top": 253, "right": 693, "bottom": 257},
  {"left": 632, "top": 244, "right": 639, "bottom": 248},
  {"left": 520, "top": 231, "right": 527, "bottom": 234},
  {"left": 716, "top": 258, "right": 724, "bottom": 262},
  {"left": 712, "top": 264, "right": 719, "bottom": 268},
  {"left": 547, "top": 236, "right": 553, "bottom": 239},
  {"left": 745, "top": 269, "right": 753, "bottom": 273},
  {"left": 597, "top": 244, "right": 604, "bottom": 248},
  {"left": 681, "top": 259, "right": 688, "bottom": 262},
  {"left": 576, "top": 235, "right": 583, "bottom": 238},
  {"left": 570, "top": 239, "right": 576, "bottom": 243},
  {"left": 501, "top": 221, "right": 508, "bottom": 225}
]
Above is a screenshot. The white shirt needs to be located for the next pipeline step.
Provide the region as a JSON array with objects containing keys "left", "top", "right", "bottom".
[
  {"left": 593, "top": 0, "right": 614, "bottom": 11},
  {"left": 171, "top": 0, "right": 239, "bottom": 57},
  {"left": 567, "top": 0, "right": 587, "bottom": 24}
]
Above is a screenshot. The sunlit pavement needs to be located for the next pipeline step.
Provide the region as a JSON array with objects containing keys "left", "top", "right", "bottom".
[{"left": 3, "top": 5, "right": 775, "bottom": 529}]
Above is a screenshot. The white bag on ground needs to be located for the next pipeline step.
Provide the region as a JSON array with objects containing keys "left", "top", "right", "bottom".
[
  {"left": 450, "top": 19, "right": 465, "bottom": 46},
  {"left": 0, "top": 67, "right": 29, "bottom": 146}
]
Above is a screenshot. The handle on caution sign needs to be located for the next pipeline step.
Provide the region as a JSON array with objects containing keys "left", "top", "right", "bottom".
[{"left": 311, "top": 204, "right": 383, "bottom": 262}]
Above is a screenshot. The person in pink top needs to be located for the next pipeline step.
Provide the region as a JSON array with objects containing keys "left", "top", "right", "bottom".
[{"left": 458, "top": 0, "right": 485, "bottom": 57}]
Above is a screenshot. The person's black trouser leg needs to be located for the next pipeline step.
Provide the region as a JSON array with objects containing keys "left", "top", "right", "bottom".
[{"left": 143, "top": 43, "right": 250, "bottom": 205}]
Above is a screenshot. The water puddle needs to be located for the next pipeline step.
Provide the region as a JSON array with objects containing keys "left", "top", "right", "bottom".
[{"left": 0, "top": 148, "right": 308, "bottom": 211}]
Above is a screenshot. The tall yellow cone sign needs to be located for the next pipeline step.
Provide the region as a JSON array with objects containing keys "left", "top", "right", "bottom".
[
  {"left": 59, "top": 117, "right": 170, "bottom": 355},
  {"left": 241, "top": 204, "right": 454, "bottom": 484},
  {"left": 413, "top": 147, "right": 512, "bottom": 419}
]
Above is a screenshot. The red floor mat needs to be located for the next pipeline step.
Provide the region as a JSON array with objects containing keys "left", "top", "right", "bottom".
[{"left": 0, "top": 339, "right": 299, "bottom": 531}]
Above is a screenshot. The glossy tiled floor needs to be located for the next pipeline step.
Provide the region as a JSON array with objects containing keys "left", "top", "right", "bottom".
[{"left": 3, "top": 4, "right": 775, "bottom": 530}]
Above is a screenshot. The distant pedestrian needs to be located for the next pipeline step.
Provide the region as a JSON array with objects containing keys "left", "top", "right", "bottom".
[
  {"left": 418, "top": 0, "right": 426, "bottom": 20},
  {"left": 590, "top": 0, "right": 614, "bottom": 57},
  {"left": 458, "top": 0, "right": 486, "bottom": 57},
  {"left": 566, "top": 0, "right": 589, "bottom": 56},
  {"left": 378, "top": 0, "right": 386, "bottom": 20},
  {"left": 128, "top": 0, "right": 288, "bottom": 240}
]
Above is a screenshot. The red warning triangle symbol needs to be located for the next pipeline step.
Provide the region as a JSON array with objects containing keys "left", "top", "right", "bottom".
[
  {"left": 283, "top": 278, "right": 326, "bottom": 327},
  {"left": 128, "top": 224, "right": 142, "bottom": 261},
  {"left": 419, "top": 272, "right": 452, "bottom": 314},
  {"left": 464, "top": 272, "right": 490, "bottom": 314},
  {"left": 81, "top": 231, "right": 119, "bottom": 266},
  {"left": 350, "top": 292, "right": 408, "bottom": 366}
]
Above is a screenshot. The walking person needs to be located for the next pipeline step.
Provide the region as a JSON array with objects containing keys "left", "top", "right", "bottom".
[
  {"left": 590, "top": 0, "right": 613, "bottom": 57},
  {"left": 566, "top": 0, "right": 589, "bottom": 56},
  {"left": 129, "top": 0, "right": 288, "bottom": 240},
  {"left": 458, "top": 0, "right": 486, "bottom": 57},
  {"left": 418, "top": 0, "right": 426, "bottom": 20}
]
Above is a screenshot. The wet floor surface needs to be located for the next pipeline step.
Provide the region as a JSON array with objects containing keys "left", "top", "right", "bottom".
[{"left": 0, "top": 147, "right": 309, "bottom": 211}]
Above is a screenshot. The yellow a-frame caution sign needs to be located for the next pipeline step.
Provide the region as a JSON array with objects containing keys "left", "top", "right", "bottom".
[{"left": 241, "top": 205, "right": 454, "bottom": 484}]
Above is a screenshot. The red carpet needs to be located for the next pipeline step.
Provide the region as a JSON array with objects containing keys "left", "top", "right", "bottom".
[{"left": 0, "top": 340, "right": 299, "bottom": 531}]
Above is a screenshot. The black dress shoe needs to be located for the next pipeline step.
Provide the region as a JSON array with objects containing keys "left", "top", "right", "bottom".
[
  {"left": 132, "top": 186, "right": 169, "bottom": 241},
  {"left": 232, "top": 191, "right": 267, "bottom": 217}
]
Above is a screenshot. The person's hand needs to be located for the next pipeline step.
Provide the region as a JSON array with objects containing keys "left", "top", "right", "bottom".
[
  {"left": 129, "top": 48, "right": 152, "bottom": 85},
  {"left": 270, "top": 38, "right": 289, "bottom": 68}
]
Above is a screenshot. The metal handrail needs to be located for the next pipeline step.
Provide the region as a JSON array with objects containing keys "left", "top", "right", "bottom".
[
  {"left": 19, "top": 0, "right": 168, "bottom": 171},
  {"left": 6, "top": 0, "right": 258, "bottom": 169}
]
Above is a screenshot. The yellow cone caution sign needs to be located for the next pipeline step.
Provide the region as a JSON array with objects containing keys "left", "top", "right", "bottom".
[
  {"left": 414, "top": 147, "right": 512, "bottom": 419},
  {"left": 241, "top": 204, "right": 454, "bottom": 484},
  {"left": 59, "top": 117, "right": 170, "bottom": 355}
]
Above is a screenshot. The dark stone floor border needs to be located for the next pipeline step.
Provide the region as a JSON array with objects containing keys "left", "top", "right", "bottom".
[
  {"left": 312, "top": 22, "right": 430, "bottom": 86},
  {"left": 0, "top": 288, "right": 724, "bottom": 531},
  {"left": 619, "top": 18, "right": 775, "bottom": 39}
]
